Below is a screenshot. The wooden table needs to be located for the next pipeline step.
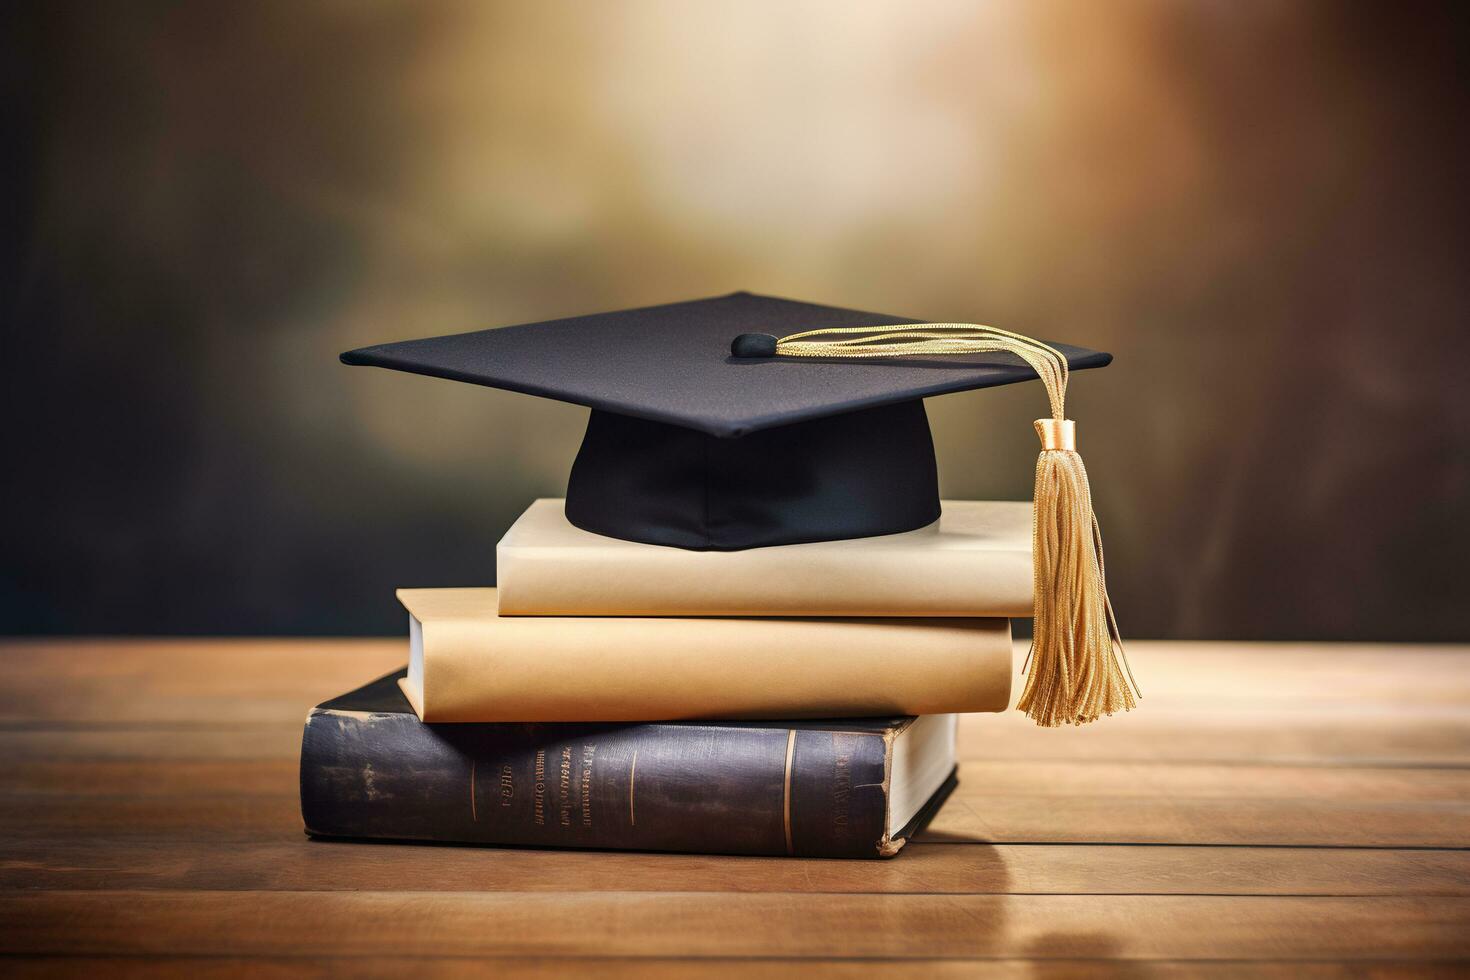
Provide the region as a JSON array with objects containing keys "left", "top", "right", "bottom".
[{"left": 0, "top": 640, "right": 1466, "bottom": 976}]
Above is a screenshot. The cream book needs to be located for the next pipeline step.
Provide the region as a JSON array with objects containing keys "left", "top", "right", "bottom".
[
  {"left": 398, "top": 588, "right": 1013, "bottom": 722},
  {"left": 496, "top": 499, "right": 1033, "bottom": 617}
]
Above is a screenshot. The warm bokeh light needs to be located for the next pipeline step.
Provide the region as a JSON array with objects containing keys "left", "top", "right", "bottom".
[{"left": 6, "top": 1, "right": 1464, "bottom": 637}]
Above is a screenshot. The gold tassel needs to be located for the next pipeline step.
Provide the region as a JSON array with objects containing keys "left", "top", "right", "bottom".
[
  {"left": 762, "top": 323, "right": 1139, "bottom": 726},
  {"left": 1021, "top": 419, "right": 1137, "bottom": 725}
]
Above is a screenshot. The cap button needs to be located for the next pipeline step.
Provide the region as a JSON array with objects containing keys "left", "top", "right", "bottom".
[{"left": 730, "top": 333, "right": 779, "bottom": 358}]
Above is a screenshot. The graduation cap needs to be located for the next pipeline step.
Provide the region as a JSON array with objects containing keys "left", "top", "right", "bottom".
[{"left": 343, "top": 291, "right": 1136, "bottom": 726}]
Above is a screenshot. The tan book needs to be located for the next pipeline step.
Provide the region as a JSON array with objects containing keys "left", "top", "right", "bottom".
[
  {"left": 398, "top": 588, "right": 1012, "bottom": 722},
  {"left": 495, "top": 499, "right": 1033, "bottom": 617}
]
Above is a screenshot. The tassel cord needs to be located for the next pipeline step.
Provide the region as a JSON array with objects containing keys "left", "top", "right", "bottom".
[
  {"left": 773, "top": 324, "right": 1070, "bottom": 422},
  {"left": 768, "top": 321, "right": 1138, "bottom": 726}
]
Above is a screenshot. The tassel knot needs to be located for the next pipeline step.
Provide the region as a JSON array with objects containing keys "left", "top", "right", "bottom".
[{"left": 1034, "top": 418, "right": 1076, "bottom": 452}]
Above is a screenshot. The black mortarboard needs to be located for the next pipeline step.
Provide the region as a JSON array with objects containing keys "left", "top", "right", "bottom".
[
  {"left": 341, "top": 291, "right": 1111, "bottom": 551},
  {"left": 343, "top": 290, "right": 1138, "bottom": 728}
]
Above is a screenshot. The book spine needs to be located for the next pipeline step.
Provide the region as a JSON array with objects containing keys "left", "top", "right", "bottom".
[
  {"left": 300, "top": 711, "right": 894, "bottom": 858},
  {"left": 402, "top": 594, "right": 1013, "bottom": 722},
  {"left": 495, "top": 544, "right": 1033, "bottom": 617}
]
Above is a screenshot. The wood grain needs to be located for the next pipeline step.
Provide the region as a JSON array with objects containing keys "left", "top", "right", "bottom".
[
  {"left": 6, "top": 716, "right": 1465, "bottom": 767},
  {"left": 0, "top": 638, "right": 1467, "bottom": 974},
  {"left": 2, "top": 959, "right": 1467, "bottom": 979},
  {"left": 3, "top": 840, "right": 1468, "bottom": 896},
  {"left": 1, "top": 785, "right": 1463, "bottom": 847},
  {"left": 10, "top": 758, "right": 1470, "bottom": 801},
  {"left": 2, "top": 891, "right": 1468, "bottom": 959},
  {"left": 4, "top": 640, "right": 1466, "bottom": 767}
]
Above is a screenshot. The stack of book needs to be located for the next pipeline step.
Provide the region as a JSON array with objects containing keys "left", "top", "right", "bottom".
[
  {"left": 300, "top": 497, "right": 1032, "bottom": 858},
  {"left": 307, "top": 291, "right": 1126, "bottom": 856}
]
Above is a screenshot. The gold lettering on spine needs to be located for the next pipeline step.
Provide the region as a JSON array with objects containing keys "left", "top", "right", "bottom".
[
  {"left": 533, "top": 749, "right": 546, "bottom": 826},
  {"left": 782, "top": 729, "right": 797, "bottom": 856},
  {"left": 470, "top": 759, "right": 477, "bottom": 822},
  {"left": 499, "top": 764, "right": 514, "bottom": 807},
  {"left": 628, "top": 749, "right": 638, "bottom": 827},
  {"left": 559, "top": 746, "right": 573, "bottom": 827},
  {"left": 831, "top": 736, "right": 853, "bottom": 841},
  {"left": 580, "top": 744, "right": 596, "bottom": 827}
]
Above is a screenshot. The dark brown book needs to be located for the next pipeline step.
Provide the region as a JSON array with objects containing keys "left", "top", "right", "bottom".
[{"left": 300, "top": 671, "right": 958, "bottom": 858}]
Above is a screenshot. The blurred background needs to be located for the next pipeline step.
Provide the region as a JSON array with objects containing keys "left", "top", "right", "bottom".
[{"left": 2, "top": 1, "right": 1465, "bottom": 638}]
